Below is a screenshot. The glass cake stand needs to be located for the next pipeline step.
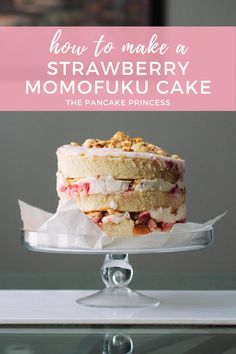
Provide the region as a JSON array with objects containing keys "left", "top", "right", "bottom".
[{"left": 22, "top": 227, "right": 213, "bottom": 308}]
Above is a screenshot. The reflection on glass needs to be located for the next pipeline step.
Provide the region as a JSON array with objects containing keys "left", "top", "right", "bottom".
[
  {"left": 5, "top": 345, "right": 34, "bottom": 354},
  {"left": 103, "top": 334, "right": 133, "bottom": 354},
  {"left": 1, "top": 329, "right": 236, "bottom": 354}
]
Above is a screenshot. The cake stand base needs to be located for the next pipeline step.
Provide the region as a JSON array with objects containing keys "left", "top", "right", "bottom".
[
  {"left": 76, "top": 254, "right": 160, "bottom": 308},
  {"left": 77, "top": 288, "right": 160, "bottom": 308}
]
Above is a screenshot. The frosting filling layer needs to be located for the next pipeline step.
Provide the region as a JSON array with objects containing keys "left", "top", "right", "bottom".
[
  {"left": 86, "top": 204, "right": 186, "bottom": 234},
  {"left": 57, "top": 173, "right": 185, "bottom": 196}
]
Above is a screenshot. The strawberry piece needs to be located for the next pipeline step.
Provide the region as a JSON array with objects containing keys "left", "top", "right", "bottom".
[
  {"left": 70, "top": 184, "right": 79, "bottom": 192},
  {"left": 82, "top": 182, "right": 90, "bottom": 194},
  {"left": 169, "top": 185, "right": 179, "bottom": 194},
  {"left": 138, "top": 211, "right": 150, "bottom": 225},
  {"left": 147, "top": 218, "right": 157, "bottom": 232},
  {"left": 70, "top": 182, "right": 90, "bottom": 194},
  {"left": 92, "top": 216, "right": 102, "bottom": 225},
  {"left": 157, "top": 222, "right": 173, "bottom": 231},
  {"left": 59, "top": 185, "right": 67, "bottom": 192},
  {"left": 165, "top": 160, "right": 174, "bottom": 170}
]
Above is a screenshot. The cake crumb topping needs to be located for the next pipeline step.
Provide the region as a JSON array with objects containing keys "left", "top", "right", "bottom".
[{"left": 70, "top": 132, "right": 182, "bottom": 159}]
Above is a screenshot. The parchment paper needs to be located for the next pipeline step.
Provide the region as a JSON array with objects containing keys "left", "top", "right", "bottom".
[{"left": 19, "top": 200, "right": 225, "bottom": 250}]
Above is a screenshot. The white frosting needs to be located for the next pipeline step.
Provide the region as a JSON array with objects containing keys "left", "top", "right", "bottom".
[
  {"left": 102, "top": 212, "right": 130, "bottom": 224},
  {"left": 57, "top": 173, "right": 185, "bottom": 195},
  {"left": 56, "top": 172, "right": 65, "bottom": 191},
  {"left": 134, "top": 178, "right": 184, "bottom": 193},
  {"left": 150, "top": 204, "right": 186, "bottom": 223},
  {"left": 57, "top": 174, "right": 130, "bottom": 194},
  {"left": 80, "top": 176, "right": 130, "bottom": 194},
  {"left": 57, "top": 145, "right": 185, "bottom": 170}
]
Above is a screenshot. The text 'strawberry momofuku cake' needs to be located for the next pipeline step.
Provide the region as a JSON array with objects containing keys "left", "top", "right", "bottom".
[{"left": 56, "top": 132, "right": 186, "bottom": 236}]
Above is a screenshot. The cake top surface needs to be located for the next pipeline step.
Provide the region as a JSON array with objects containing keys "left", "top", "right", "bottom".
[{"left": 58, "top": 132, "right": 183, "bottom": 161}]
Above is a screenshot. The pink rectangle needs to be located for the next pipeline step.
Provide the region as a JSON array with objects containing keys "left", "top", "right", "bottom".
[{"left": 0, "top": 26, "right": 235, "bottom": 111}]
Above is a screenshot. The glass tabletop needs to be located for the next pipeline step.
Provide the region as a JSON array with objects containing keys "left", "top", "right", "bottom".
[{"left": 0, "top": 327, "right": 236, "bottom": 354}]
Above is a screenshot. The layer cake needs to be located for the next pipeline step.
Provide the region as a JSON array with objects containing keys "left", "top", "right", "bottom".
[{"left": 56, "top": 132, "right": 186, "bottom": 236}]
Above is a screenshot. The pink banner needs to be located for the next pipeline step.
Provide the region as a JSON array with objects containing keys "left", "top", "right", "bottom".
[{"left": 0, "top": 26, "right": 235, "bottom": 111}]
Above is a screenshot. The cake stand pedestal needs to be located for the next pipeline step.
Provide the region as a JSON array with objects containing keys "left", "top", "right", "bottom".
[
  {"left": 77, "top": 253, "right": 159, "bottom": 307},
  {"left": 22, "top": 227, "right": 213, "bottom": 308}
]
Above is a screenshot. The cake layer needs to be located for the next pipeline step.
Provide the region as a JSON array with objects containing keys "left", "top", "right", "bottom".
[
  {"left": 57, "top": 146, "right": 184, "bottom": 183},
  {"left": 65, "top": 190, "right": 186, "bottom": 212},
  {"left": 102, "top": 219, "right": 134, "bottom": 236}
]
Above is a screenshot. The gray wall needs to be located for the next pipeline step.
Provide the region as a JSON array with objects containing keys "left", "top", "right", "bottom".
[
  {"left": 0, "top": 112, "right": 235, "bottom": 281},
  {"left": 167, "top": 0, "right": 236, "bottom": 25}
]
